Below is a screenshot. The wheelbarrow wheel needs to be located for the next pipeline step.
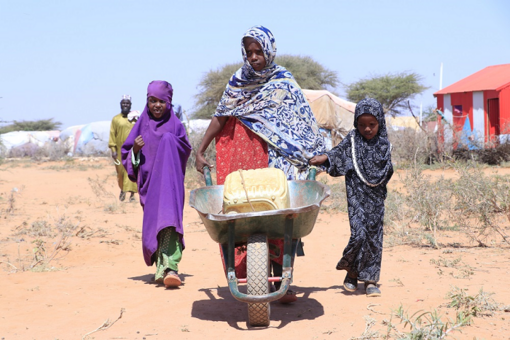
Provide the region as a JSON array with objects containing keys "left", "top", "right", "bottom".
[{"left": 246, "top": 233, "right": 270, "bottom": 327}]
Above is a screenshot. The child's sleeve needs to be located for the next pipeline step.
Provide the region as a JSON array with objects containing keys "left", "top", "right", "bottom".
[{"left": 324, "top": 136, "right": 353, "bottom": 177}]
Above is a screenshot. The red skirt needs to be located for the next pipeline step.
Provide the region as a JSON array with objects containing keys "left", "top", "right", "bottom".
[{"left": 215, "top": 118, "right": 285, "bottom": 278}]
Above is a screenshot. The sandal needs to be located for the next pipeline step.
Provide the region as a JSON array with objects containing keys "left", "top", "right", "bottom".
[
  {"left": 279, "top": 289, "right": 297, "bottom": 304},
  {"left": 343, "top": 273, "right": 358, "bottom": 292},
  {"left": 119, "top": 191, "right": 126, "bottom": 201},
  {"left": 365, "top": 282, "right": 381, "bottom": 297},
  {"left": 163, "top": 270, "right": 182, "bottom": 288}
]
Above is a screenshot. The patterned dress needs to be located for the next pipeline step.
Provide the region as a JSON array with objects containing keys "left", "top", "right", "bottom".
[{"left": 325, "top": 98, "right": 393, "bottom": 283}]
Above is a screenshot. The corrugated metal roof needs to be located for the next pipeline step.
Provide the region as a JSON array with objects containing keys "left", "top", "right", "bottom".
[{"left": 434, "top": 64, "right": 510, "bottom": 95}]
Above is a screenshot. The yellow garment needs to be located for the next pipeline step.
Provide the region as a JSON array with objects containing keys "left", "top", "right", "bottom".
[{"left": 108, "top": 113, "right": 138, "bottom": 193}]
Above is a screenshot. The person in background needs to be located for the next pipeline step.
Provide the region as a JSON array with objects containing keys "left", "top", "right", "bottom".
[
  {"left": 309, "top": 98, "right": 393, "bottom": 297},
  {"left": 108, "top": 95, "right": 140, "bottom": 202},
  {"left": 121, "top": 81, "right": 191, "bottom": 288},
  {"left": 172, "top": 103, "right": 183, "bottom": 121}
]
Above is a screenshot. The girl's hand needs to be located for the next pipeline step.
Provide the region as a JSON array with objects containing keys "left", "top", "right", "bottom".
[
  {"left": 309, "top": 154, "right": 328, "bottom": 166},
  {"left": 133, "top": 135, "right": 145, "bottom": 154},
  {"left": 195, "top": 153, "right": 213, "bottom": 174}
]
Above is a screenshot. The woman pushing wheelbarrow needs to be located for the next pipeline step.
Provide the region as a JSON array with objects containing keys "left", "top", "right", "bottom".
[{"left": 193, "top": 26, "right": 328, "bottom": 326}]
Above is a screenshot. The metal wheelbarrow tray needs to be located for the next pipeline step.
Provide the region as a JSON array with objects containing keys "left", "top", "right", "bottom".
[{"left": 189, "top": 180, "right": 330, "bottom": 244}]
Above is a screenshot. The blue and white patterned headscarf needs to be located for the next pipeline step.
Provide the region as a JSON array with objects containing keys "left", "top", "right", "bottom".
[{"left": 215, "top": 25, "right": 326, "bottom": 180}]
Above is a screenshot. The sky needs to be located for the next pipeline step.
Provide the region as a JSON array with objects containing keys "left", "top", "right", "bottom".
[{"left": 1, "top": 0, "right": 509, "bottom": 129}]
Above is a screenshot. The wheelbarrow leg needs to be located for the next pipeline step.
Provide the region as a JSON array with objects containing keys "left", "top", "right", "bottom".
[
  {"left": 274, "top": 215, "right": 297, "bottom": 291},
  {"left": 283, "top": 214, "right": 294, "bottom": 269},
  {"left": 227, "top": 221, "right": 236, "bottom": 272}
]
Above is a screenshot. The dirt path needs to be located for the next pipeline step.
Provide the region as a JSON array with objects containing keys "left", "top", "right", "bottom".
[{"left": 1, "top": 159, "right": 509, "bottom": 339}]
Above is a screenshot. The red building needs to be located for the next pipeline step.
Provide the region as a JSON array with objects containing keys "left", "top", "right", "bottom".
[{"left": 434, "top": 64, "right": 510, "bottom": 146}]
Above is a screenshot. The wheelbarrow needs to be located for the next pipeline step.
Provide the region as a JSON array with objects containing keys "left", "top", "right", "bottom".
[{"left": 188, "top": 167, "right": 330, "bottom": 327}]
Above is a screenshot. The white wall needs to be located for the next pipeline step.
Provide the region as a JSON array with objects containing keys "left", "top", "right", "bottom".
[
  {"left": 443, "top": 94, "right": 453, "bottom": 145},
  {"left": 472, "top": 91, "right": 485, "bottom": 143}
]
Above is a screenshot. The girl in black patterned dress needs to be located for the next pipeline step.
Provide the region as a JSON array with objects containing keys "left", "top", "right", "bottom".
[{"left": 309, "top": 97, "right": 393, "bottom": 297}]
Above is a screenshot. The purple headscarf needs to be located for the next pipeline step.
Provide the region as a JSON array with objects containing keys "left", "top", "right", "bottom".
[{"left": 122, "top": 80, "right": 192, "bottom": 265}]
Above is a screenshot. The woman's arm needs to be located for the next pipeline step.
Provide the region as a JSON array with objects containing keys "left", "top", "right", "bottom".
[{"left": 195, "top": 116, "right": 229, "bottom": 173}]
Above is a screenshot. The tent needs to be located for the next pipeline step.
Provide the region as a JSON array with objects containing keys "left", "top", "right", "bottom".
[
  {"left": 59, "top": 121, "right": 111, "bottom": 156},
  {"left": 0, "top": 130, "right": 60, "bottom": 157},
  {"left": 183, "top": 119, "right": 210, "bottom": 134},
  {"left": 302, "top": 89, "right": 355, "bottom": 149}
]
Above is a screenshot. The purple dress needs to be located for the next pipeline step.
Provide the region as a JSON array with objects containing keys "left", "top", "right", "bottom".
[{"left": 121, "top": 81, "right": 192, "bottom": 266}]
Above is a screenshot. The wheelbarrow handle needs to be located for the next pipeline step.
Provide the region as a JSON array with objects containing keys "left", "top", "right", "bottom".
[
  {"left": 307, "top": 166, "right": 317, "bottom": 181},
  {"left": 203, "top": 166, "right": 213, "bottom": 186}
]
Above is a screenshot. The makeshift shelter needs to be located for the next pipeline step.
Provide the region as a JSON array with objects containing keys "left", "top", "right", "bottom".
[
  {"left": 434, "top": 64, "right": 510, "bottom": 147},
  {"left": 302, "top": 89, "right": 355, "bottom": 149},
  {"left": 183, "top": 119, "right": 210, "bottom": 134},
  {"left": 60, "top": 121, "right": 111, "bottom": 156},
  {"left": 0, "top": 130, "right": 60, "bottom": 157}
]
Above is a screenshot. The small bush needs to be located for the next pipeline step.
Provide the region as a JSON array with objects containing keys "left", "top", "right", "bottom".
[
  {"left": 388, "top": 127, "right": 442, "bottom": 167},
  {"left": 453, "top": 143, "right": 510, "bottom": 165},
  {"left": 14, "top": 220, "right": 56, "bottom": 238},
  {"left": 400, "top": 165, "right": 453, "bottom": 247},
  {"left": 389, "top": 304, "right": 471, "bottom": 339},
  {"left": 446, "top": 286, "right": 508, "bottom": 317},
  {"left": 450, "top": 162, "right": 510, "bottom": 246}
]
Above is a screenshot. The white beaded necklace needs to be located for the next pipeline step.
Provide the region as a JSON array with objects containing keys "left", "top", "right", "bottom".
[{"left": 351, "top": 134, "right": 388, "bottom": 188}]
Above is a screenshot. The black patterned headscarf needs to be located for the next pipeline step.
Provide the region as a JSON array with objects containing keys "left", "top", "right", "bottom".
[{"left": 351, "top": 98, "right": 392, "bottom": 186}]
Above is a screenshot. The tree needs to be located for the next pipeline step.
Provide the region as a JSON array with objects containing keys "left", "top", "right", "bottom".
[
  {"left": 345, "top": 72, "right": 429, "bottom": 117},
  {"left": 275, "top": 55, "right": 338, "bottom": 91},
  {"left": 193, "top": 55, "right": 339, "bottom": 119},
  {"left": 421, "top": 105, "right": 438, "bottom": 122},
  {"left": 194, "top": 63, "right": 242, "bottom": 120},
  {"left": 0, "top": 118, "right": 62, "bottom": 134}
]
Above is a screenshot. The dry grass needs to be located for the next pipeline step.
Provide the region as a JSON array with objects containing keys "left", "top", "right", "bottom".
[
  {"left": 87, "top": 175, "right": 125, "bottom": 214},
  {"left": 2, "top": 208, "right": 81, "bottom": 272}
]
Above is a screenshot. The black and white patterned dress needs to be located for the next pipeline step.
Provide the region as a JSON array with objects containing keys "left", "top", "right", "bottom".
[{"left": 324, "top": 98, "right": 393, "bottom": 283}]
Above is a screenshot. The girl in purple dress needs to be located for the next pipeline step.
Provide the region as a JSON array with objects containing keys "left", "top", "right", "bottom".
[{"left": 122, "top": 81, "right": 192, "bottom": 288}]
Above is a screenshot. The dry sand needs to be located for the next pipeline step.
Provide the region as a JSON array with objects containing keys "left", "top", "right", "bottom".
[{"left": 0, "top": 158, "right": 509, "bottom": 339}]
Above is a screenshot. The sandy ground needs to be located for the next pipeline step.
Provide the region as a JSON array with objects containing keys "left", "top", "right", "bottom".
[{"left": 0, "top": 158, "right": 509, "bottom": 340}]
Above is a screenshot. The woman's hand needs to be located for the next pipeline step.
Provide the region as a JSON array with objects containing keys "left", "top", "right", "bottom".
[
  {"left": 309, "top": 154, "right": 328, "bottom": 166},
  {"left": 194, "top": 116, "right": 229, "bottom": 173},
  {"left": 195, "top": 152, "right": 213, "bottom": 174},
  {"left": 133, "top": 135, "right": 145, "bottom": 154}
]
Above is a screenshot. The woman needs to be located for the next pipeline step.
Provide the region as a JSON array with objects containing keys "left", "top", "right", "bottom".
[
  {"left": 195, "top": 26, "right": 326, "bottom": 302},
  {"left": 122, "top": 80, "right": 192, "bottom": 288}
]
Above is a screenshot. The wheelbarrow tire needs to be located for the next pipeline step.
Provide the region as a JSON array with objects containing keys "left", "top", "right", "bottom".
[{"left": 246, "top": 233, "right": 270, "bottom": 327}]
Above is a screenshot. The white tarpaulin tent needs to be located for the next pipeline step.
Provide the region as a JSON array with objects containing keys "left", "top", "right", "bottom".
[
  {"left": 59, "top": 121, "right": 111, "bottom": 156},
  {"left": 0, "top": 130, "right": 60, "bottom": 156},
  {"left": 183, "top": 119, "right": 210, "bottom": 134},
  {"left": 302, "top": 89, "right": 355, "bottom": 149}
]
